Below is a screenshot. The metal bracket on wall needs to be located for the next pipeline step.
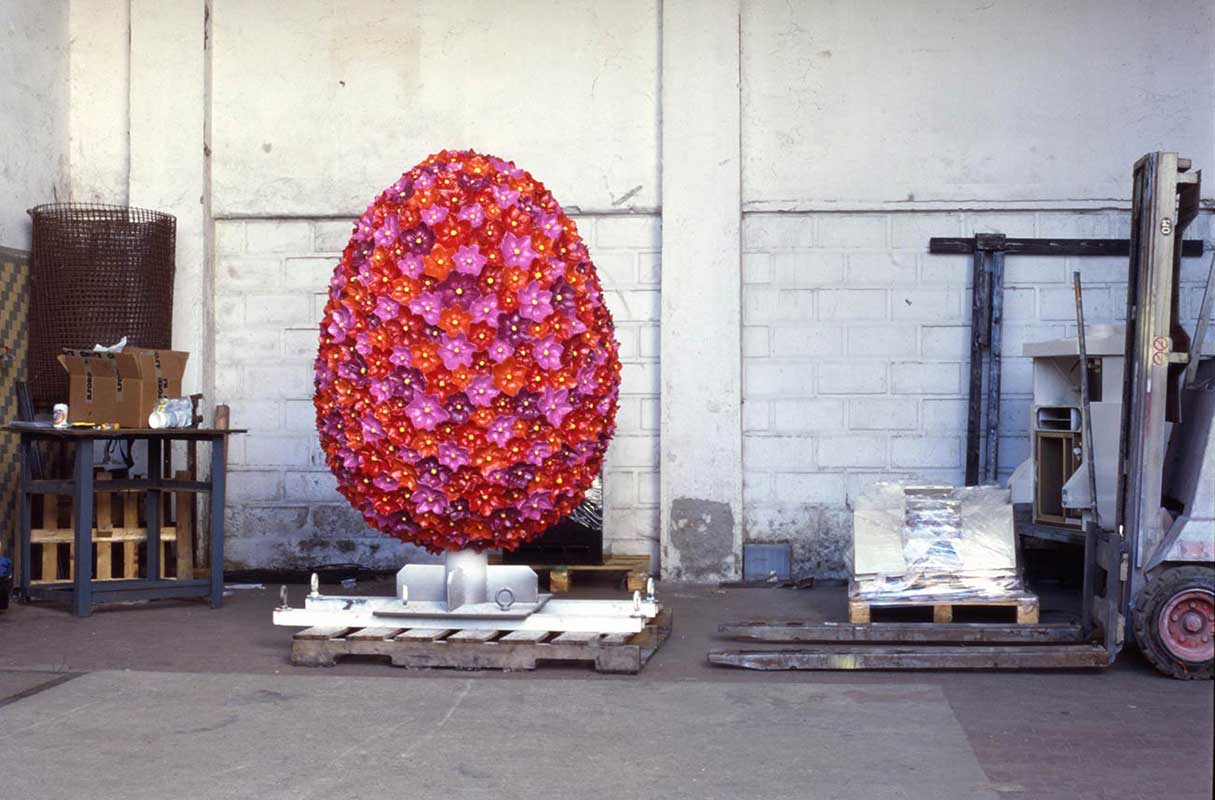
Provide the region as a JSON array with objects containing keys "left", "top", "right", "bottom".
[{"left": 928, "top": 233, "right": 1206, "bottom": 487}]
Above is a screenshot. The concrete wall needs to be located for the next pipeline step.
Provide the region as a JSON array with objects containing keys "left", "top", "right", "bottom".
[
  {"left": 63, "top": 0, "right": 1215, "bottom": 577},
  {"left": 0, "top": 0, "right": 70, "bottom": 249}
]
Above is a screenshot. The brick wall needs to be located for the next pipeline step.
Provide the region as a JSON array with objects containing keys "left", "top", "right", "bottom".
[
  {"left": 213, "top": 213, "right": 661, "bottom": 569},
  {"left": 742, "top": 209, "right": 1215, "bottom": 577}
]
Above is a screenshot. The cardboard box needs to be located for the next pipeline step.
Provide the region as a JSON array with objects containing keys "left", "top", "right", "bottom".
[{"left": 57, "top": 347, "right": 189, "bottom": 428}]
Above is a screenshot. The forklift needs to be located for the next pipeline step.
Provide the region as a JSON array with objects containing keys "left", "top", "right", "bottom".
[{"left": 711, "top": 153, "right": 1214, "bottom": 678}]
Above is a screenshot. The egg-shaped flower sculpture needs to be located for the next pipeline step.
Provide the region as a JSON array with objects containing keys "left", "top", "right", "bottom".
[{"left": 314, "top": 150, "right": 622, "bottom": 553}]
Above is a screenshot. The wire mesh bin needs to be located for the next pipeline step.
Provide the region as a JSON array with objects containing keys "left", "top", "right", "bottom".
[{"left": 27, "top": 204, "right": 176, "bottom": 410}]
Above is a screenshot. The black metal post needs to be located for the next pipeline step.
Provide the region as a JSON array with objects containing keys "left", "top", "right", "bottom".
[
  {"left": 965, "top": 247, "right": 988, "bottom": 485},
  {"left": 984, "top": 247, "right": 1005, "bottom": 483},
  {"left": 145, "top": 437, "right": 162, "bottom": 582},
  {"left": 18, "top": 433, "right": 33, "bottom": 599},
  {"left": 71, "top": 439, "right": 93, "bottom": 617},
  {"left": 208, "top": 437, "right": 227, "bottom": 608}
]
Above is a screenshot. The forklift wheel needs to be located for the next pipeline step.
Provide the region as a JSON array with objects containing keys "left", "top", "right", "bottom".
[{"left": 1133, "top": 566, "right": 1214, "bottom": 680}]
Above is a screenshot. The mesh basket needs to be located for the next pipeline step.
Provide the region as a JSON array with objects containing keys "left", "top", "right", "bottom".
[{"left": 28, "top": 204, "right": 176, "bottom": 409}]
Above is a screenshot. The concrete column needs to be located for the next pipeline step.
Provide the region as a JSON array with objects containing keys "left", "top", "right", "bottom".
[
  {"left": 128, "top": 0, "right": 212, "bottom": 401},
  {"left": 659, "top": 0, "right": 743, "bottom": 580}
]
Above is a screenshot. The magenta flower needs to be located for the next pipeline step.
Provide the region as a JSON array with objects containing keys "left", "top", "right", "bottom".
[
  {"left": 411, "top": 487, "right": 449, "bottom": 515},
  {"left": 374, "top": 295, "right": 400, "bottom": 323},
  {"left": 408, "top": 292, "right": 443, "bottom": 325},
  {"left": 405, "top": 393, "right": 450, "bottom": 431},
  {"left": 354, "top": 331, "right": 373, "bottom": 356},
  {"left": 437, "top": 442, "right": 470, "bottom": 471},
  {"left": 486, "top": 414, "right": 518, "bottom": 447},
  {"left": 389, "top": 346, "right": 412, "bottom": 367},
  {"left": 437, "top": 334, "right": 473, "bottom": 370},
  {"left": 470, "top": 294, "right": 501, "bottom": 326},
  {"left": 457, "top": 203, "right": 485, "bottom": 228},
  {"left": 453, "top": 244, "right": 487, "bottom": 276},
  {"left": 524, "top": 440, "right": 552, "bottom": 466},
  {"left": 338, "top": 448, "right": 359, "bottom": 470},
  {"left": 466, "top": 373, "right": 500, "bottom": 407},
  {"left": 532, "top": 336, "right": 563, "bottom": 370},
  {"left": 396, "top": 254, "right": 424, "bottom": 279},
  {"left": 420, "top": 205, "right": 448, "bottom": 226},
  {"left": 520, "top": 491, "right": 554, "bottom": 521},
  {"left": 487, "top": 338, "right": 514, "bottom": 364},
  {"left": 414, "top": 170, "right": 435, "bottom": 189},
  {"left": 517, "top": 281, "right": 553, "bottom": 322},
  {"left": 500, "top": 233, "right": 538, "bottom": 269},
  {"left": 373, "top": 214, "right": 400, "bottom": 248},
  {"left": 534, "top": 213, "right": 563, "bottom": 242},
  {"left": 361, "top": 417, "right": 386, "bottom": 444},
  {"left": 326, "top": 306, "right": 353, "bottom": 344},
  {"left": 540, "top": 386, "right": 573, "bottom": 427},
  {"left": 491, "top": 183, "right": 520, "bottom": 209},
  {"left": 373, "top": 474, "right": 398, "bottom": 493}
]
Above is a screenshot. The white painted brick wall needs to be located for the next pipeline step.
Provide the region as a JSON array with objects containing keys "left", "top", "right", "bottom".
[
  {"left": 214, "top": 213, "right": 661, "bottom": 568},
  {"left": 742, "top": 209, "right": 1215, "bottom": 576}
]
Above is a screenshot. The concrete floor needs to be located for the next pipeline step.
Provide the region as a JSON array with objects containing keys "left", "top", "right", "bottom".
[{"left": 1, "top": 579, "right": 1211, "bottom": 799}]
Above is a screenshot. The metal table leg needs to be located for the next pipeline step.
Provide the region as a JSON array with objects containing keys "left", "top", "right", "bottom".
[
  {"left": 71, "top": 439, "right": 94, "bottom": 617},
  {"left": 208, "top": 436, "right": 227, "bottom": 608},
  {"left": 18, "top": 433, "right": 33, "bottom": 600},
  {"left": 145, "top": 437, "right": 162, "bottom": 581}
]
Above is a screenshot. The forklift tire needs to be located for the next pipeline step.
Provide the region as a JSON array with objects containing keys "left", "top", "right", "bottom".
[{"left": 1133, "top": 566, "right": 1214, "bottom": 680}]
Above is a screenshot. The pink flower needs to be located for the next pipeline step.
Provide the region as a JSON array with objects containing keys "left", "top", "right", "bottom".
[
  {"left": 405, "top": 393, "right": 449, "bottom": 430},
  {"left": 525, "top": 440, "right": 552, "bottom": 466},
  {"left": 540, "top": 386, "right": 573, "bottom": 427},
  {"left": 500, "top": 233, "right": 537, "bottom": 269},
  {"left": 437, "top": 334, "right": 473, "bottom": 370},
  {"left": 361, "top": 417, "right": 386, "bottom": 444},
  {"left": 396, "top": 254, "right": 424, "bottom": 279},
  {"left": 470, "top": 294, "right": 501, "bottom": 326},
  {"left": 374, "top": 295, "right": 400, "bottom": 323},
  {"left": 411, "top": 487, "right": 449, "bottom": 515},
  {"left": 532, "top": 336, "right": 563, "bottom": 370},
  {"left": 389, "top": 346, "right": 412, "bottom": 367},
  {"left": 520, "top": 491, "right": 554, "bottom": 520},
  {"left": 491, "top": 183, "right": 520, "bottom": 209},
  {"left": 517, "top": 281, "right": 553, "bottom": 322},
  {"left": 408, "top": 292, "right": 443, "bottom": 325},
  {"left": 534, "top": 213, "right": 563, "bottom": 242},
  {"left": 437, "top": 442, "right": 470, "bottom": 471},
  {"left": 486, "top": 414, "right": 518, "bottom": 447},
  {"left": 457, "top": 203, "right": 485, "bottom": 228},
  {"left": 467, "top": 374, "right": 500, "bottom": 407},
  {"left": 453, "top": 244, "right": 487, "bottom": 276},
  {"left": 420, "top": 205, "right": 448, "bottom": 226},
  {"left": 373, "top": 214, "right": 400, "bottom": 248},
  {"left": 487, "top": 338, "right": 514, "bottom": 363}
]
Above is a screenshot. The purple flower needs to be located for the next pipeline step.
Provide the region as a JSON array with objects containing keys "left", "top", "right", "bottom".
[
  {"left": 414, "top": 170, "right": 435, "bottom": 189},
  {"left": 525, "top": 440, "right": 552, "bottom": 466},
  {"left": 338, "top": 447, "right": 360, "bottom": 470},
  {"left": 437, "top": 334, "right": 473, "bottom": 370},
  {"left": 491, "top": 183, "right": 520, "bottom": 209},
  {"left": 374, "top": 214, "right": 400, "bottom": 249},
  {"left": 387, "top": 175, "right": 414, "bottom": 201},
  {"left": 540, "top": 387, "right": 573, "bottom": 427},
  {"left": 453, "top": 244, "right": 487, "bottom": 276},
  {"left": 437, "top": 442, "right": 471, "bottom": 471},
  {"left": 520, "top": 491, "right": 554, "bottom": 521},
  {"left": 396, "top": 253, "right": 424, "bottom": 279},
  {"left": 500, "top": 233, "right": 538, "bottom": 269},
  {"left": 353, "top": 214, "right": 376, "bottom": 243},
  {"left": 467, "top": 374, "right": 500, "bottom": 407},
  {"left": 354, "top": 331, "right": 373, "bottom": 357},
  {"left": 486, "top": 414, "right": 518, "bottom": 447},
  {"left": 444, "top": 392, "right": 471, "bottom": 424},
  {"left": 550, "top": 280, "right": 576, "bottom": 313},
  {"left": 517, "top": 281, "right": 553, "bottom": 322},
  {"left": 355, "top": 259, "right": 377, "bottom": 287},
  {"left": 470, "top": 294, "right": 502, "bottom": 326},
  {"left": 411, "top": 487, "right": 449, "bottom": 515},
  {"left": 402, "top": 223, "right": 434, "bottom": 255},
  {"left": 374, "top": 295, "right": 400, "bottom": 323},
  {"left": 532, "top": 336, "right": 563, "bottom": 370},
  {"left": 408, "top": 292, "right": 443, "bottom": 325},
  {"left": 369, "top": 374, "right": 406, "bottom": 403},
  {"left": 512, "top": 390, "right": 542, "bottom": 420},
  {"left": 576, "top": 366, "right": 598, "bottom": 394},
  {"left": 487, "top": 338, "right": 514, "bottom": 364},
  {"left": 361, "top": 417, "right": 386, "bottom": 444},
  {"left": 534, "top": 212, "right": 563, "bottom": 242},
  {"left": 327, "top": 306, "right": 353, "bottom": 343},
  {"left": 457, "top": 202, "right": 486, "bottom": 227},
  {"left": 389, "top": 346, "right": 412, "bottom": 368},
  {"left": 336, "top": 358, "right": 367, "bottom": 385},
  {"left": 420, "top": 205, "right": 448, "bottom": 226},
  {"left": 405, "top": 393, "right": 450, "bottom": 431},
  {"left": 498, "top": 312, "right": 527, "bottom": 346},
  {"left": 416, "top": 458, "right": 452, "bottom": 489},
  {"left": 505, "top": 463, "right": 536, "bottom": 491},
  {"left": 439, "top": 274, "right": 477, "bottom": 305},
  {"left": 373, "top": 474, "right": 398, "bottom": 493}
]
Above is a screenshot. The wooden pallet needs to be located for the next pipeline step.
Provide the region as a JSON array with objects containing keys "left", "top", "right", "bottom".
[
  {"left": 848, "top": 588, "right": 1039, "bottom": 625},
  {"left": 290, "top": 608, "right": 673, "bottom": 674},
  {"left": 508, "top": 554, "right": 652, "bottom": 593},
  {"left": 30, "top": 471, "right": 194, "bottom": 583}
]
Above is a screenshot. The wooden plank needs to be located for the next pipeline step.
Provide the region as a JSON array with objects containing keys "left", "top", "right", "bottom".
[
  {"left": 551, "top": 631, "right": 600, "bottom": 645},
  {"left": 174, "top": 470, "right": 193, "bottom": 581},
  {"left": 95, "top": 475, "right": 113, "bottom": 580},
  {"left": 446, "top": 629, "right": 500, "bottom": 643},
  {"left": 500, "top": 629, "right": 550, "bottom": 643},
  {"left": 600, "top": 632, "right": 633, "bottom": 645},
  {"left": 346, "top": 627, "right": 406, "bottom": 641},
  {"left": 40, "top": 542, "right": 58, "bottom": 582},
  {"left": 31, "top": 527, "right": 177, "bottom": 545},
  {"left": 717, "top": 621, "right": 1083, "bottom": 644},
  {"left": 848, "top": 599, "right": 870, "bottom": 624},
  {"left": 394, "top": 628, "right": 452, "bottom": 641},
  {"left": 43, "top": 494, "right": 59, "bottom": 529},
  {"left": 293, "top": 626, "right": 351, "bottom": 641}
]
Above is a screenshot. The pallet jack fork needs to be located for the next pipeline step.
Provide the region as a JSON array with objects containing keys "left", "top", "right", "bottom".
[{"left": 711, "top": 153, "right": 1214, "bottom": 673}]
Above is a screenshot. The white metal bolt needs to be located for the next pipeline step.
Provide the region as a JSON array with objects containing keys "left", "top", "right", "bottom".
[
  {"left": 646, "top": 577, "right": 655, "bottom": 602},
  {"left": 279, "top": 585, "right": 289, "bottom": 609},
  {"left": 309, "top": 572, "right": 320, "bottom": 598},
  {"left": 632, "top": 590, "right": 641, "bottom": 613},
  {"left": 400, "top": 583, "right": 409, "bottom": 605}
]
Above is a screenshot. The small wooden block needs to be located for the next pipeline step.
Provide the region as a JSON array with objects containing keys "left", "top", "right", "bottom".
[
  {"left": 1016, "top": 601, "right": 1039, "bottom": 625},
  {"left": 346, "top": 627, "right": 405, "bottom": 641},
  {"left": 97, "top": 541, "right": 113, "bottom": 580},
  {"left": 40, "top": 543, "right": 59, "bottom": 582},
  {"left": 551, "top": 631, "right": 600, "bottom": 645},
  {"left": 500, "top": 629, "right": 550, "bottom": 643},
  {"left": 933, "top": 605, "right": 954, "bottom": 624},
  {"left": 394, "top": 628, "right": 452, "bottom": 641},
  {"left": 447, "top": 629, "right": 500, "bottom": 643},
  {"left": 626, "top": 572, "right": 648, "bottom": 593},
  {"left": 600, "top": 632, "right": 632, "bottom": 645},
  {"left": 294, "top": 626, "right": 350, "bottom": 641},
  {"left": 847, "top": 599, "right": 870, "bottom": 625},
  {"left": 122, "top": 541, "right": 138, "bottom": 580},
  {"left": 549, "top": 569, "right": 571, "bottom": 593},
  {"left": 174, "top": 470, "right": 193, "bottom": 581}
]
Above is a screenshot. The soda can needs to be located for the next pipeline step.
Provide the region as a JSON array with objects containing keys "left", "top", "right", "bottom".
[{"left": 52, "top": 403, "right": 69, "bottom": 428}]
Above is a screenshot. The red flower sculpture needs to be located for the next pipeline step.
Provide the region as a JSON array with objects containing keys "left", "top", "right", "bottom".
[{"left": 314, "top": 150, "right": 622, "bottom": 552}]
